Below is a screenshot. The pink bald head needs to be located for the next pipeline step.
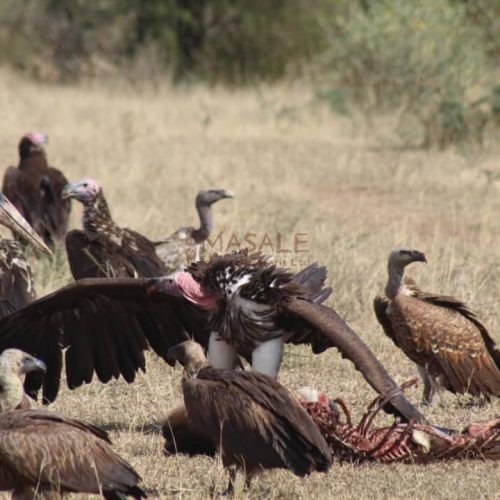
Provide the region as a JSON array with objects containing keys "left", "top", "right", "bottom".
[
  {"left": 175, "top": 272, "right": 217, "bottom": 310},
  {"left": 23, "top": 132, "right": 48, "bottom": 146},
  {"left": 61, "top": 178, "right": 101, "bottom": 203}
]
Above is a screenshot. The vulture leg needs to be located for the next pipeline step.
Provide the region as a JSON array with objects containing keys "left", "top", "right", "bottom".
[
  {"left": 418, "top": 365, "right": 436, "bottom": 405},
  {"left": 251, "top": 337, "right": 284, "bottom": 378},
  {"left": 208, "top": 332, "right": 238, "bottom": 370}
]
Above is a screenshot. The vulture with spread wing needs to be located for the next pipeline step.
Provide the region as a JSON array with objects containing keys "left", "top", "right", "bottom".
[
  {"left": 0, "top": 193, "right": 52, "bottom": 319},
  {"left": 167, "top": 340, "right": 332, "bottom": 492},
  {"left": 154, "top": 189, "right": 233, "bottom": 273},
  {"left": 2, "top": 132, "right": 71, "bottom": 247},
  {"left": 374, "top": 248, "right": 500, "bottom": 404},
  {"left": 62, "top": 178, "right": 167, "bottom": 279},
  {"left": 0, "top": 250, "right": 424, "bottom": 423}
]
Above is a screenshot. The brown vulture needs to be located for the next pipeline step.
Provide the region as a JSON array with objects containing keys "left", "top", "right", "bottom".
[
  {"left": 2, "top": 132, "right": 71, "bottom": 247},
  {"left": 154, "top": 188, "right": 233, "bottom": 273},
  {"left": 62, "top": 178, "right": 167, "bottom": 279},
  {"left": 167, "top": 340, "right": 332, "bottom": 492},
  {"left": 0, "top": 250, "right": 425, "bottom": 424},
  {"left": 0, "top": 409, "right": 146, "bottom": 499},
  {"left": 374, "top": 248, "right": 500, "bottom": 404},
  {"left": 0, "top": 193, "right": 52, "bottom": 319},
  {"left": 0, "top": 349, "right": 47, "bottom": 412}
]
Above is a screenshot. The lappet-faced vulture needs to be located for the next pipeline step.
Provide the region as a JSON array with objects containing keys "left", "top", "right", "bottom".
[
  {"left": 154, "top": 189, "right": 233, "bottom": 273},
  {"left": 167, "top": 340, "right": 332, "bottom": 492},
  {"left": 0, "top": 410, "right": 146, "bottom": 499},
  {"left": 374, "top": 248, "right": 500, "bottom": 404},
  {"left": 2, "top": 132, "right": 71, "bottom": 247},
  {"left": 62, "top": 178, "right": 167, "bottom": 279},
  {"left": 0, "top": 193, "right": 52, "bottom": 319},
  {"left": 0, "top": 250, "right": 424, "bottom": 423}
]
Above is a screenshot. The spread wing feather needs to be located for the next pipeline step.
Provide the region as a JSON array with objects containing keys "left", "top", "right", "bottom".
[
  {"left": 0, "top": 278, "right": 210, "bottom": 402},
  {"left": 283, "top": 297, "right": 425, "bottom": 423}
]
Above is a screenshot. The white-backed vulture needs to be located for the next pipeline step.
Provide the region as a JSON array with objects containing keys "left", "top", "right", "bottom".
[
  {"left": 374, "top": 248, "right": 500, "bottom": 404},
  {"left": 0, "top": 193, "right": 52, "bottom": 319},
  {"left": 61, "top": 178, "right": 167, "bottom": 279},
  {"left": 0, "top": 410, "right": 146, "bottom": 499},
  {"left": 2, "top": 132, "right": 71, "bottom": 247},
  {"left": 154, "top": 189, "right": 233, "bottom": 273},
  {"left": 0, "top": 349, "right": 47, "bottom": 412},
  {"left": 0, "top": 250, "right": 424, "bottom": 423},
  {"left": 167, "top": 340, "right": 332, "bottom": 491}
]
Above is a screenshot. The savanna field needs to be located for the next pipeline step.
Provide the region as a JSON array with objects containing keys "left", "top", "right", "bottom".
[{"left": 0, "top": 69, "right": 499, "bottom": 499}]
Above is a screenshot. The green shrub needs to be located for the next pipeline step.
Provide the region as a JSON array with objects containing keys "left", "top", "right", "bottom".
[{"left": 317, "top": 0, "right": 496, "bottom": 147}]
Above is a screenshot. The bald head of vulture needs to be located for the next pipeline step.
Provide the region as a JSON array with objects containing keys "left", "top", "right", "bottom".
[
  {"left": 0, "top": 349, "right": 46, "bottom": 412},
  {"left": 0, "top": 193, "right": 52, "bottom": 256},
  {"left": 168, "top": 340, "right": 332, "bottom": 490},
  {"left": 375, "top": 247, "right": 500, "bottom": 404},
  {"left": 18, "top": 132, "right": 48, "bottom": 161},
  {"left": 385, "top": 247, "right": 427, "bottom": 299},
  {"left": 62, "top": 178, "right": 121, "bottom": 239}
]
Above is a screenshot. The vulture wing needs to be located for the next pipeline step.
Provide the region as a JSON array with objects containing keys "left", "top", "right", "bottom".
[
  {"left": 66, "top": 230, "right": 139, "bottom": 279},
  {"left": 40, "top": 167, "right": 71, "bottom": 240},
  {"left": 186, "top": 368, "right": 332, "bottom": 475},
  {"left": 2, "top": 167, "right": 39, "bottom": 228},
  {"left": 0, "top": 409, "right": 145, "bottom": 498},
  {"left": 393, "top": 293, "right": 500, "bottom": 397},
  {"left": 123, "top": 228, "right": 168, "bottom": 277},
  {"left": 282, "top": 297, "right": 425, "bottom": 422},
  {"left": 0, "top": 278, "right": 210, "bottom": 402}
]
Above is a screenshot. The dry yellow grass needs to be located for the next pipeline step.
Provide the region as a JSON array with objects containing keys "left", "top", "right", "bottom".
[{"left": 0, "top": 68, "right": 499, "bottom": 499}]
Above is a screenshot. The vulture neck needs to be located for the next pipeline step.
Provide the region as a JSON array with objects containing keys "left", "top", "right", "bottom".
[
  {"left": 0, "top": 370, "right": 23, "bottom": 412},
  {"left": 191, "top": 203, "right": 213, "bottom": 243},
  {"left": 182, "top": 359, "right": 209, "bottom": 379},
  {"left": 83, "top": 193, "right": 123, "bottom": 241},
  {"left": 19, "top": 152, "right": 48, "bottom": 171},
  {"left": 385, "top": 262, "right": 406, "bottom": 300}
]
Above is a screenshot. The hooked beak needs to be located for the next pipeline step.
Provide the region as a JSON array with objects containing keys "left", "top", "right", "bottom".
[
  {"left": 0, "top": 195, "right": 52, "bottom": 256},
  {"left": 147, "top": 274, "right": 184, "bottom": 296},
  {"left": 221, "top": 190, "right": 234, "bottom": 199},
  {"left": 21, "top": 356, "right": 47, "bottom": 376},
  {"left": 413, "top": 251, "right": 427, "bottom": 263},
  {"left": 61, "top": 183, "right": 77, "bottom": 200}
]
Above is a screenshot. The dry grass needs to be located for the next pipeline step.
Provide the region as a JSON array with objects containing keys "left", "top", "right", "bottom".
[{"left": 0, "top": 69, "right": 499, "bottom": 499}]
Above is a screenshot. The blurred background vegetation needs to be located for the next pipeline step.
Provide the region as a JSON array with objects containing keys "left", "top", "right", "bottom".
[{"left": 0, "top": 0, "right": 498, "bottom": 148}]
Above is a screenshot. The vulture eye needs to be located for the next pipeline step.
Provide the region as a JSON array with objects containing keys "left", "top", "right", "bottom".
[{"left": 83, "top": 183, "right": 88, "bottom": 188}]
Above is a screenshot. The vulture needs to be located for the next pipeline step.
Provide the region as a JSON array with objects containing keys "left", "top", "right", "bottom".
[
  {"left": 374, "top": 248, "right": 500, "bottom": 404},
  {"left": 62, "top": 178, "right": 167, "bottom": 279},
  {"left": 0, "top": 250, "right": 424, "bottom": 424},
  {"left": 154, "top": 189, "right": 233, "bottom": 273},
  {"left": 0, "top": 350, "right": 146, "bottom": 498},
  {"left": 0, "top": 410, "right": 146, "bottom": 499},
  {"left": 167, "top": 340, "right": 332, "bottom": 492},
  {"left": 0, "top": 193, "right": 52, "bottom": 319},
  {"left": 2, "top": 132, "right": 71, "bottom": 247},
  {"left": 0, "top": 349, "right": 47, "bottom": 412}
]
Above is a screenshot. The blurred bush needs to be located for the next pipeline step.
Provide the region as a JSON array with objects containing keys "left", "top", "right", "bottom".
[
  {"left": 0, "top": 0, "right": 498, "bottom": 147},
  {"left": 316, "top": 0, "right": 499, "bottom": 147}
]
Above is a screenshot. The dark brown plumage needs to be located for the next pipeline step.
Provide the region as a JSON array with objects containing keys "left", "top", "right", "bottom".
[
  {"left": 2, "top": 132, "right": 71, "bottom": 247},
  {"left": 374, "top": 248, "right": 500, "bottom": 404},
  {"left": 154, "top": 189, "right": 233, "bottom": 273},
  {"left": 167, "top": 341, "right": 332, "bottom": 490},
  {"left": 62, "top": 178, "right": 167, "bottom": 279},
  {"left": 0, "top": 250, "right": 424, "bottom": 423},
  {"left": 0, "top": 409, "right": 146, "bottom": 499}
]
